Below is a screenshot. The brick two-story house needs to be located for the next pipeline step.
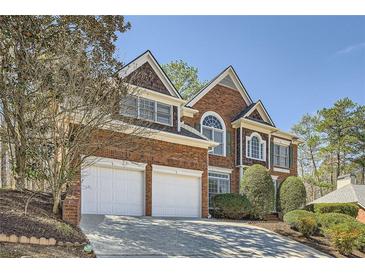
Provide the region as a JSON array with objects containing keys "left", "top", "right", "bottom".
[{"left": 63, "top": 50, "right": 300, "bottom": 224}]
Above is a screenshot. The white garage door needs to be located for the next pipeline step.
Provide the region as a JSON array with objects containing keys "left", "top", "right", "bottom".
[
  {"left": 152, "top": 165, "right": 202, "bottom": 218},
  {"left": 81, "top": 158, "right": 145, "bottom": 216}
]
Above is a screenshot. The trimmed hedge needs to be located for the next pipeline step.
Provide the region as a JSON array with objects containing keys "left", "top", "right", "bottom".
[
  {"left": 240, "top": 164, "right": 274, "bottom": 219},
  {"left": 314, "top": 203, "right": 359, "bottom": 217},
  {"left": 212, "top": 193, "right": 251, "bottom": 219},
  {"left": 283, "top": 210, "right": 318, "bottom": 237},
  {"left": 279, "top": 176, "right": 306, "bottom": 214},
  {"left": 316, "top": 213, "right": 356, "bottom": 232}
]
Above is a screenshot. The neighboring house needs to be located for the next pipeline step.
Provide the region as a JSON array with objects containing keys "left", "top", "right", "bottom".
[
  {"left": 61, "top": 50, "right": 300, "bottom": 224},
  {"left": 308, "top": 180, "right": 365, "bottom": 224}
]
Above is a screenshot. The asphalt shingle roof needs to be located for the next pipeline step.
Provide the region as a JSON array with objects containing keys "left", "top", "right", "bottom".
[{"left": 309, "top": 184, "right": 365, "bottom": 209}]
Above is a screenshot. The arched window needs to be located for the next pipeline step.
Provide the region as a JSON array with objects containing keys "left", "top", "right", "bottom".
[
  {"left": 246, "top": 132, "right": 266, "bottom": 161},
  {"left": 201, "top": 112, "right": 226, "bottom": 156}
]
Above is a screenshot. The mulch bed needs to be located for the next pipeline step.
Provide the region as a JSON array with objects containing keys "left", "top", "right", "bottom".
[
  {"left": 0, "top": 242, "right": 95, "bottom": 258},
  {"left": 247, "top": 220, "right": 365, "bottom": 258},
  {"left": 0, "top": 189, "right": 86, "bottom": 243}
]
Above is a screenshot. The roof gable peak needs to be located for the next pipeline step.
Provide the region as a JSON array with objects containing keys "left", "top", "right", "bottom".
[
  {"left": 186, "top": 66, "right": 253, "bottom": 107},
  {"left": 119, "top": 50, "right": 182, "bottom": 99}
]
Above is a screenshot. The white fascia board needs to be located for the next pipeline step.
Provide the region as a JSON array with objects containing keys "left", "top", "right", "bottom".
[
  {"left": 97, "top": 119, "right": 218, "bottom": 149},
  {"left": 152, "top": 164, "right": 203, "bottom": 177},
  {"left": 83, "top": 155, "right": 147, "bottom": 171},
  {"left": 208, "top": 166, "right": 233, "bottom": 174},
  {"left": 181, "top": 106, "right": 199, "bottom": 118},
  {"left": 273, "top": 137, "right": 291, "bottom": 146},
  {"left": 128, "top": 84, "right": 185, "bottom": 106},
  {"left": 273, "top": 167, "right": 290, "bottom": 174},
  {"left": 236, "top": 118, "right": 276, "bottom": 133},
  {"left": 119, "top": 51, "right": 180, "bottom": 99},
  {"left": 187, "top": 67, "right": 252, "bottom": 107}
]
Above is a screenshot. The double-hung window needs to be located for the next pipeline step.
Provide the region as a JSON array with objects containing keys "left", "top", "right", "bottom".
[
  {"left": 120, "top": 95, "right": 172, "bottom": 126},
  {"left": 208, "top": 172, "right": 230, "bottom": 208},
  {"left": 273, "top": 144, "right": 289, "bottom": 168}
]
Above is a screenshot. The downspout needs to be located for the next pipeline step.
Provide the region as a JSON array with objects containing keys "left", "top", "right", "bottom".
[{"left": 239, "top": 122, "right": 244, "bottom": 191}]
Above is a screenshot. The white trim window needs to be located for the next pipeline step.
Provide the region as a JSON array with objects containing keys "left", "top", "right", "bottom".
[
  {"left": 208, "top": 172, "right": 230, "bottom": 208},
  {"left": 120, "top": 95, "right": 173, "bottom": 126},
  {"left": 273, "top": 144, "right": 289, "bottom": 168},
  {"left": 201, "top": 112, "right": 226, "bottom": 156},
  {"left": 246, "top": 132, "right": 266, "bottom": 161}
]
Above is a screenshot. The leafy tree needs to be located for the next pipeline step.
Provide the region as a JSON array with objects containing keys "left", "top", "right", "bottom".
[
  {"left": 351, "top": 105, "right": 365, "bottom": 184},
  {"left": 317, "top": 98, "right": 359, "bottom": 179},
  {"left": 0, "top": 16, "right": 152, "bottom": 213},
  {"left": 292, "top": 114, "right": 324, "bottom": 199},
  {"left": 162, "top": 60, "right": 207, "bottom": 99}
]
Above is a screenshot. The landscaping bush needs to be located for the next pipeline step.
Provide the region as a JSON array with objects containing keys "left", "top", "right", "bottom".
[
  {"left": 283, "top": 210, "right": 318, "bottom": 237},
  {"left": 296, "top": 216, "right": 318, "bottom": 237},
  {"left": 314, "top": 203, "right": 359, "bottom": 217},
  {"left": 212, "top": 193, "right": 251, "bottom": 219},
  {"left": 279, "top": 176, "right": 306, "bottom": 215},
  {"left": 324, "top": 222, "right": 364, "bottom": 255},
  {"left": 316, "top": 213, "right": 356, "bottom": 232},
  {"left": 240, "top": 164, "right": 274, "bottom": 219}
]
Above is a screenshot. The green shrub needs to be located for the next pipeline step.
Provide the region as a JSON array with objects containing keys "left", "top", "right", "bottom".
[
  {"left": 283, "top": 210, "right": 318, "bottom": 236},
  {"left": 296, "top": 216, "right": 318, "bottom": 237},
  {"left": 279, "top": 176, "right": 306, "bottom": 214},
  {"left": 324, "top": 222, "right": 364, "bottom": 255},
  {"left": 212, "top": 193, "right": 251, "bottom": 219},
  {"left": 316, "top": 213, "right": 356, "bottom": 232},
  {"left": 314, "top": 203, "right": 359, "bottom": 217},
  {"left": 240, "top": 164, "right": 274, "bottom": 219}
]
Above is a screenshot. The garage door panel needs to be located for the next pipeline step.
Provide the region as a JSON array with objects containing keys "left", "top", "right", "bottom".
[
  {"left": 152, "top": 171, "right": 201, "bottom": 218},
  {"left": 82, "top": 163, "right": 144, "bottom": 216},
  {"left": 98, "top": 167, "right": 114, "bottom": 214}
]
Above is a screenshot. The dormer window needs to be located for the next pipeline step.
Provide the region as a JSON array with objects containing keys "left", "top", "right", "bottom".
[
  {"left": 201, "top": 112, "right": 226, "bottom": 156},
  {"left": 120, "top": 95, "right": 173, "bottom": 126},
  {"left": 246, "top": 132, "right": 266, "bottom": 161}
]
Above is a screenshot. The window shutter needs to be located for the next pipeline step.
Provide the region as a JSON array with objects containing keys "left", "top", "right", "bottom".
[
  {"left": 270, "top": 142, "right": 274, "bottom": 168},
  {"left": 289, "top": 144, "right": 293, "bottom": 168},
  {"left": 194, "top": 122, "right": 201, "bottom": 132},
  {"left": 226, "top": 131, "right": 231, "bottom": 156},
  {"left": 247, "top": 140, "right": 250, "bottom": 157}
]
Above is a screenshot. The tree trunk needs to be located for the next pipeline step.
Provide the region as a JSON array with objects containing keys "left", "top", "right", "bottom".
[
  {"left": 336, "top": 152, "right": 341, "bottom": 179},
  {"left": 0, "top": 142, "right": 7, "bottom": 188},
  {"left": 52, "top": 190, "right": 61, "bottom": 214}
]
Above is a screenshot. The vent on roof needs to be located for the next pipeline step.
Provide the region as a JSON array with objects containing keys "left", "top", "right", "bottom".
[{"left": 219, "top": 75, "right": 238, "bottom": 90}]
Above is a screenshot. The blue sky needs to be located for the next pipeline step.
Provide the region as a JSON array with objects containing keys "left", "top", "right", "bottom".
[{"left": 116, "top": 16, "right": 365, "bottom": 131}]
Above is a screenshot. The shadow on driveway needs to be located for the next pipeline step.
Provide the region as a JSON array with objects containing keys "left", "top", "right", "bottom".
[{"left": 80, "top": 215, "right": 329, "bottom": 258}]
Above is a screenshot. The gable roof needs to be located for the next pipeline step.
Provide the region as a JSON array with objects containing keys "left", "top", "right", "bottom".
[
  {"left": 119, "top": 50, "right": 182, "bottom": 99},
  {"left": 186, "top": 66, "right": 253, "bottom": 107},
  {"left": 309, "top": 184, "right": 365, "bottom": 209},
  {"left": 232, "top": 100, "right": 276, "bottom": 127}
]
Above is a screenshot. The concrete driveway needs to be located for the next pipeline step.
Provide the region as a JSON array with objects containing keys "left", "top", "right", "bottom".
[{"left": 80, "top": 215, "right": 329, "bottom": 258}]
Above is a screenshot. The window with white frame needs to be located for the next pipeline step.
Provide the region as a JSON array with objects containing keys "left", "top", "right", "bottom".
[
  {"left": 246, "top": 133, "right": 266, "bottom": 161},
  {"left": 201, "top": 113, "right": 225, "bottom": 156},
  {"left": 273, "top": 144, "right": 289, "bottom": 168},
  {"left": 120, "top": 95, "right": 172, "bottom": 126},
  {"left": 208, "top": 172, "right": 230, "bottom": 208}
]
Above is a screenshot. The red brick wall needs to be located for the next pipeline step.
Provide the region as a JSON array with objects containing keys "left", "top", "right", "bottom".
[
  {"left": 62, "top": 130, "right": 208, "bottom": 225},
  {"left": 182, "top": 84, "right": 248, "bottom": 194},
  {"left": 357, "top": 207, "right": 365, "bottom": 224}
]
